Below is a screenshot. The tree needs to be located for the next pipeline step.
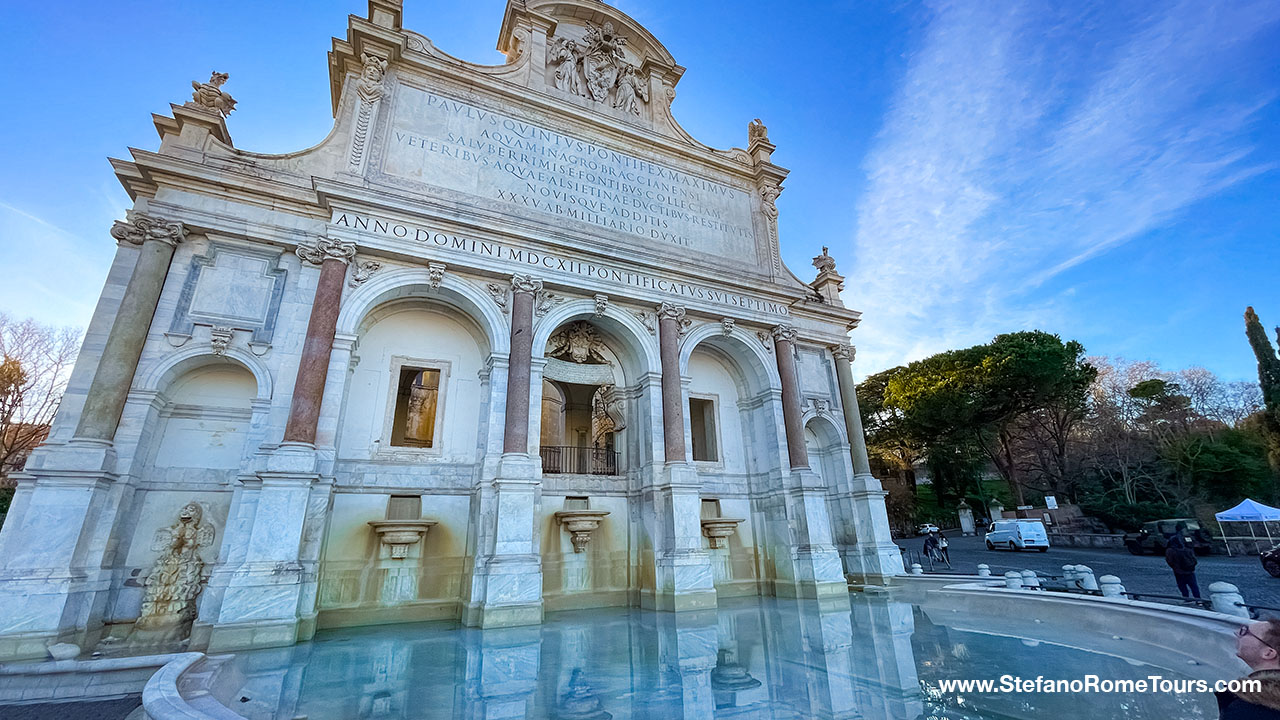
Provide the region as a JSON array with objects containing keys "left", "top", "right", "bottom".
[
  {"left": 0, "top": 314, "right": 79, "bottom": 482},
  {"left": 1245, "top": 306, "right": 1280, "bottom": 471}
]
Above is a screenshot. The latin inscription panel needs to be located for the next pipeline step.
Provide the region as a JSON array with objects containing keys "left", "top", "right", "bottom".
[{"left": 382, "top": 86, "right": 758, "bottom": 263}]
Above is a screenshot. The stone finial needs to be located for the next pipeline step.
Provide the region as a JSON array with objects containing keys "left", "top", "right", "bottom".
[
  {"left": 748, "top": 118, "right": 769, "bottom": 145},
  {"left": 1098, "top": 575, "right": 1125, "bottom": 597},
  {"left": 1209, "top": 581, "right": 1249, "bottom": 618},
  {"left": 1020, "top": 570, "right": 1040, "bottom": 588},
  {"left": 296, "top": 238, "right": 357, "bottom": 266},
  {"left": 976, "top": 564, "right": 991, "bottom": 577},
  {"left": 190, "top": 72, "right": 236, "bottom": 117},
  {"left": 110, "top": 214, "right": 188, "bottom": 247},
  {"left": 813, "top": 246, "right": 836, "bottom": 274}
]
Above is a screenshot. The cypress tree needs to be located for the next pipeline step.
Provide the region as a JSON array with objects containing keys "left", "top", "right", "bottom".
[{"left": 1245, "top": 306, "right": 1280, "bottom": 470}]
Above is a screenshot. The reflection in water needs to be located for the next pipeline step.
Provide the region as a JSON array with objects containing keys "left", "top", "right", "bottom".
[{"left": 227, "top": 594, "right": 1214, "bottom": 719}]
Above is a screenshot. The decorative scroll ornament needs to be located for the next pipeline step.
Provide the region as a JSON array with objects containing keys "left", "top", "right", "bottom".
[
  {"left": 830, "top": 343, "right": 853, "bottom": 362},
  {"left": 632, "top": 309, "right": 656, "bottom": 335},
  {"left": 770, "top": 324, "right": 797, "bottom": 344},
  {"left": 296, "top": 238, "right": 357, "bottom": 266},
  {"left": 110, "top": 214, "right": 188, "bottom": 247},
  {"left": 349, "top": 53, "right": 388, "bottom": 171},
  {"left": 594, "top": 294, "right": 609, "bottom": 316},
  {"left": 749, "top": 118, "right": 770, "bottom": 145},
  {"left": 427, "top": 262, "right": 447, "bottom": 289},
  {"left": 190, "top": 72, "right": 236, "bottom": 117},
  {"left": 720, "top": 318, "right": 736, "bottom": 336},
  {"left": 757, "top": 331, "right": 774, "bottom": 353},
  {"left": 534, "top": 289, "right": 565, "bottom": 318},
  {"left": 812, "top": 246, "right": 836, "bottom": 274},
  {"left": 486, "top": 282, "right": 509, "bottom": 313},
  {"left": 548, "top": 321, "right": 611, "bottom": 365},
  {"left": 209, "top": 326, "right": 233, "bottom": 356},
  {"left": 348, "top": 258, "right": 382, "bottom": 288},
  {"left": 128, "top": 502, "right": 214, "bottom": 646}
]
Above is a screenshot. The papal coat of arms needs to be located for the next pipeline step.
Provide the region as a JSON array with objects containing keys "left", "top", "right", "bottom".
[{"left": 548, "top": 22, "right": 649, "bottom": 115}]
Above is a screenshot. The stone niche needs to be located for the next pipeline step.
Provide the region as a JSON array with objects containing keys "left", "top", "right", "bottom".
[{"left": 542, "top": 496, "right": 629, "bottom": 610}]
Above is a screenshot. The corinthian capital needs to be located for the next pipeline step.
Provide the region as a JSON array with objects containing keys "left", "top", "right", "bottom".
[
  {"left": 770, "top": 324, "right": 797, "bottom": 343},
  {"left": 656, "top": 302, "right": 686, "bottom": 323},
  {"left": 296, "top": 237, "right": 357, "bottom": 266},
  {"left": 110, "top": 214, "right": 188, "bottom": 247},
  {"left": 829, "top": 343, "right": 854, "bottom": 361}
]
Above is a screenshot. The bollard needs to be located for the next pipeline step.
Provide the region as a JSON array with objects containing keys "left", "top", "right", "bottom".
[
  {"left": 910, "top": 563, "right": 923, "bottom": 575},
  {"left": 1062, "top": 565, "right": 1078, "bottom": 582},
  {"left": 1209, "top": 582, "right": 1250, "bottom": 618},
  {"left": 1021, "top": 569, "right": 1041, "bottom": 588},
  {"left": 1099, "top": 575, "right": 1125, "bottom": 598},
  {"left": 1004, "top": 571, "right": 1022, "bottom": 589},
  {"left": 977, "top": 564, "right": 991, "bottom": 577},
  {"left": 1075, "top": 565, "right": 1099, "bottom": 592}
]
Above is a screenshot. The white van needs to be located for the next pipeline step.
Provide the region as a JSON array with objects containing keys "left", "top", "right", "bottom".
[{"left": 985, "top": 520, "right": 1049, "bottom": 552}]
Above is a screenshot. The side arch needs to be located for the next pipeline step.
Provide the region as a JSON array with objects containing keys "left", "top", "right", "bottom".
[
  {"left": 335, "top": 268, "right": 509, "bottom": 355},
  {"left": 135, "top": 346, "right": 272, "bottom": 402},
  {"left": 531, "top": 299, "right": 660, "bottom": 382},
  {"left": 677, "top": 323, "right": 779, "bottom": 395}
]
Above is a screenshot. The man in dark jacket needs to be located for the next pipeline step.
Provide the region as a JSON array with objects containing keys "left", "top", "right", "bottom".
[
  {"left": 1166, "top": 534, "right": 1200, "bottom": 599},
  {"left": 1218, "top": 619, "right": 1280, "bottom": 719}
]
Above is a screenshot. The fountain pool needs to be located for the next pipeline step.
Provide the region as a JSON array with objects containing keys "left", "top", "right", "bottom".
[{"left": 213, "top": 593, "right": 1219, "bottom": 719}]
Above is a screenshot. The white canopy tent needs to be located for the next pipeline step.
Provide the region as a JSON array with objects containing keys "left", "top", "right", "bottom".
[{"left": 1215, "top": 499, "right": 1280, "bottom": 556}]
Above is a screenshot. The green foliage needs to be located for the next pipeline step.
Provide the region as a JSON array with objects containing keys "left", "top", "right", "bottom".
[
  {"left": 0, "top": 486, "right": 12, "bottom": 530},
  {"left": 1245, "top": 306, "right": 1280, "bottom": 471},
  {"left": 1160, "top": 426, "right": 1275, "bottom": 505},
  {"left": 1078, "top": 496, "right": 1179, "bottom": 533}
]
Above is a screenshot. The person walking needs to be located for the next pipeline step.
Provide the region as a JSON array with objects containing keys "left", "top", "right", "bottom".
[
  {"left": 937, "top": 533, "right": 951, "bottom": 564},
  {"left": 1218, "top": 618, "right": 1280, "bottom": 719},
  {"left": 923, "top": 533, "right": 940, "bottom": 564},
  {"left": 1165, "top": 534, "right": 1200, "bottom": 599}
]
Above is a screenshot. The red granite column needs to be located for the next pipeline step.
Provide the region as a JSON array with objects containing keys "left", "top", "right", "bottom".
[
  {"left": 771, "top": 325, "right": 809, "bottom": 470},
  {"left": 75, "top": 214, "right": 188, "bottom": 441},
  {"left": 657, "top": 303, "right": 688, "bottom": 464},
  {"left": 283, "top": 238, "right": 356, "bottom": 444},
  {"left": 503, "top": 274, "right": 540, "bottom": 454}
]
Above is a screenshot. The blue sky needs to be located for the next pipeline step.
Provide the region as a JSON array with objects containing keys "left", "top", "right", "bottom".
[{"left": 0, "top": 0, "right": 1276, "bottom": 381}]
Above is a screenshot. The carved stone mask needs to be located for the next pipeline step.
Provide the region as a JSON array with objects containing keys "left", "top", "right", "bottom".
[{"left": 179, "top": 502, "right": 202, "bottom": 525}]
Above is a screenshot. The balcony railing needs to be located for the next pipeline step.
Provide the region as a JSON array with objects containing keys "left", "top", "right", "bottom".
[{"left": 540, "top": 445, "right": 620, "bottom": 476}]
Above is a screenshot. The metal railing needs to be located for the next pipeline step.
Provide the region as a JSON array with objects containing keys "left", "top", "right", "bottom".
[{"left": 540, "top": 445, "right": 620, "bottom": 476}]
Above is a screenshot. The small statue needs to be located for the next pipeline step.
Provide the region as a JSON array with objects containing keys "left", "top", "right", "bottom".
[
  {"left": 749, "top": 118, "right": 769, "bottom": 145},
  {"left": 128, "top": 502, "right": 215, "bottom": 646},
  {"left": 613, "top": 65, "right": 649, "bottom": 115},
  {"left": 190, "top": 72, "right": 237, "bottom": 118},
  {"left": 357, "top": 53, "right": 389, "bottom": 102},
  {"left": 812, "top": 246, "right": 836, "bottom": 273},
  {"left": 551, "top": 37, "right": 583, "bottom": 96}
]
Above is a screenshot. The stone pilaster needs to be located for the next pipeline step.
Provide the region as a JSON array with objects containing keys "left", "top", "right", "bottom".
[
  {"left": 831, "top": 344, "right": 904, "bottom": 582},
  {"left": 0, "top": 214, "right": 186, "bottom": 661},
  {"left": 206, "top": 237, "right": 354, "bottom": 652},
  {"left": 464, "top": 274, "right": 543, "bottom": 628},
  {"left": 765, "top": 325, "right": 846, "bottom": 600},
  {"left": 642, "top": 302, "right": 716, "bottom": 612}
]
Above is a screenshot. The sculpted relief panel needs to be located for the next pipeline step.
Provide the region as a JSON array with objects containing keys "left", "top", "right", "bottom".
[{"left": 380, "top": 86, "right": 758, "bottom": 263}]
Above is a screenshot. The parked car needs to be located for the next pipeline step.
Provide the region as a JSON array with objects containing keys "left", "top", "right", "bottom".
[
  {"left": 1261, "top": 545, "right": 1280, "bottom": 578},
  {"left": 1123, "top": 519, "right": 1212, "bottom": 556},
  {"left": 985, "top": 520, "right": 1049, "bottom": 552},
  {"left": 916, "top": 523, "right": 941, "bottom": 536}
]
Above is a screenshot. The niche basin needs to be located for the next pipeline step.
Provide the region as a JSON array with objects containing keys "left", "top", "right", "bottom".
[
  {"left": 701, "top": 517, "right": 745, "bottom": 549},
  {"left": 367, "top": 520, "right": 437, "bottom": 559},
  {"left": 554, "top": 509, "right": 610, "bottom": 553}
]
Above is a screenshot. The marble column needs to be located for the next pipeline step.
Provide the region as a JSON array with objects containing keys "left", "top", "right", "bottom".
[
  {"left": 76, "top": 214, "right": 188, "bottom": 441},
  {"left": 643, "top": 303, "right": 715, "bottom": 612},
  {"left": 0, "top": 214, "right": 186, "bottom": 661},
  {"left": 769, "top": 325, "right": 809, "bottom": 470},
  {"left": 283, "top": 238, "right": 356, "bottom": 444},
  {"left": 766, "top": 325, "right": 846, "bottom": 600},
  {"left": 831, "top": 343, "right": 904, "bottom": 582},
  {"left": 207, "top": 237, "right": 354, "bottom": 652},
  {"left": 464, "top": 274, "right": 543, "bottom": 629}
]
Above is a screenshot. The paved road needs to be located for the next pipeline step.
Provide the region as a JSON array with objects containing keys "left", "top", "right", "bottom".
[{"left": 903, "top": 532, "right": 1280, "bottom": 610}]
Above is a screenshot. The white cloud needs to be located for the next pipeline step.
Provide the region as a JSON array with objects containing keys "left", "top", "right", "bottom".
[{"left": 846, "top": 0, "right": 1279, "bottom": 377}]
